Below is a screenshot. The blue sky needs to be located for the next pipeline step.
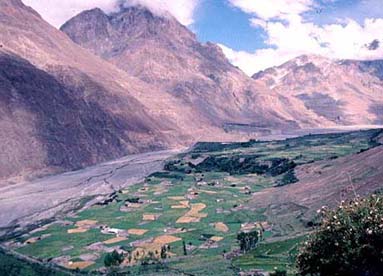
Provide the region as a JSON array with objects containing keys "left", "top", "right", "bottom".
[
  {"left": 193, "top": 0, "right": 383, "bottom": 75},
  {"left": 193, "top": 0, "right": 383, "bottom": 51},
  {"left": 194, "top": 1, "right": 269, "bottom": 52},
  {"left": 24, "top": 0, "right": 383, "bottom": 75}
]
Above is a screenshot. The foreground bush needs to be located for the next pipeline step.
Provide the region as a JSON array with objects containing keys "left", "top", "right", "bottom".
[{"left": 297, "top": 194, "right": 383, "bottom": 275}]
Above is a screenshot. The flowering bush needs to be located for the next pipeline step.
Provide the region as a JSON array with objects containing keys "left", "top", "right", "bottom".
[{"left": 297, "top": 194, "right": 383, "bottom": 275}]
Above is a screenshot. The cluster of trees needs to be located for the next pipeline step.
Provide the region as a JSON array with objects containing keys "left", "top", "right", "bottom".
[
  {"left": 164, "top": 152, "right": 297, "bottom": 178},
  {"left": 193, "top": 155, "right": 296, "bottom": 176},
  {"left": 160, "top": 245, "right": 169, "bottom": 260},
  {"left": 104, "top": 245, "right": 172, "bottom": 269},
  {"left": 104, "top": 250, "right": 124, "bottom": 267},
  {"left": 237, "top": 230, "right": 259, "bottom": 253}
]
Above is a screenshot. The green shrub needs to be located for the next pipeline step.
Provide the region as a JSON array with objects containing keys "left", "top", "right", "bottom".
[
  {"left": 297, "top": 194, "right": 383, "bottom": 276},
  {"left": 276, "top": 169, "right": 299, "bottom": 187}
]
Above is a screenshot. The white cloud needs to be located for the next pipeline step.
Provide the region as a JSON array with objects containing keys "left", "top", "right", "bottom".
[
  {"left": 22, "top": 0, "right": 199, "bottom": 28},
  {"left": 250, "top": 18, "right": 267, "bottom": 29},
  {"left": 223, "top": 0, "right": 383, "bottom": 76},
  {"left": 22, "top": 0, "right": 119, "bottom": 28},
  {"left": 317, "top": 18, "right": 383, "bottom": 59},
  {"left": 228, "top": 0, "right": 314, "bottom": 20},
  {"left": 219, "top": 44, "right": 305, "bottom": 76}
]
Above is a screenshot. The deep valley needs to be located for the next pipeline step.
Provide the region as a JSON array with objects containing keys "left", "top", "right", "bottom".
[
  {"left": 2, "top": 128, "right": 382, "bottom": 275},
  {"left": 1, "top": 0, "right": 383, "bottom": 275}
]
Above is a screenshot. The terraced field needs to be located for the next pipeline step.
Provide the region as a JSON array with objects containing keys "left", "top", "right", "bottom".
[{"left": 4, "top": 129, "right": 383, "bottom": 275}]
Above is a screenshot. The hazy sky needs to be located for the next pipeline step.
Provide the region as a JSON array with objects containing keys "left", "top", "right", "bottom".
[{"left": 23, "top": 0, "right": 383, "bottom": 76}]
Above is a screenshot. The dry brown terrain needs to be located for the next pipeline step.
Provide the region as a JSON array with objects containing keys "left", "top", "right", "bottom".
[
  {"left": 0, "top": 0, "right": 234, "bottom": 182},
  {"left": 250, "top": 145, "right": 383, "bottom": 233}
]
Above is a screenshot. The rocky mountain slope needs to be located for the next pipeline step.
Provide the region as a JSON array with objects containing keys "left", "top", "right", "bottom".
[
  {"left": 2, "top": 0, "right": 383, "bottom": 183},
  {"left": 0, "top": 0, "right": 224, "bottom": 182},
  {"left": 62, "top": 7, "right": 383, "bottom": 131},
  {"left": 0, "top": 0, "right": 330, "bottom": 182},
  {"left": 61, "top": 6, "right": 325, "bottom": 130},
  {"left": 253, "top": 55, "right": 383, "bottom": 125}
]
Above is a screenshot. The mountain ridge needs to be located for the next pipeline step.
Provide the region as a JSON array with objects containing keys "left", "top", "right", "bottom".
[
  {"left": 253, "top": 54, "right": 383, "bottom": 125},
  {"left": 61, "top": 6, "right": 330, "bottom": 130},
  {"left": 1, "top": 0, "right": 383, "bottom": 182},
  {"left": 0, "top": 0, "right": 225, "bottom": 182}
]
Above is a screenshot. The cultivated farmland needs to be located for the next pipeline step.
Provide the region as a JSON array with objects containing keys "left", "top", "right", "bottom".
[{"left": 4, "top": 129, "right": 383, "bottom": 275}]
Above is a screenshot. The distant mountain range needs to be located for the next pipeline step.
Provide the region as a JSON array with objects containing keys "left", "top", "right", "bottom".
[
  {"left": 0, "top": 0, "right": 382, "bottom": 182},
  {"left": 253, "top": 55, "right": 383, "bottom": 125}
]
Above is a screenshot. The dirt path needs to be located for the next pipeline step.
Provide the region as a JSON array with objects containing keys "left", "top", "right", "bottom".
[{"left": 0, "top": 149, "right": 182, "bottom": 237}]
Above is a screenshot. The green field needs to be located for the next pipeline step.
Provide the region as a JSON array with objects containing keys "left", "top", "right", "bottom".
[{"left": 4, "top": 129, "right": 382, "bottom": 275}]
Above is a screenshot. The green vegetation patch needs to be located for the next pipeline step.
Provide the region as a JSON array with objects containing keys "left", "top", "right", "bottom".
[{"left": 6, "top": 129, "right": 382, "bottom": 275}]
